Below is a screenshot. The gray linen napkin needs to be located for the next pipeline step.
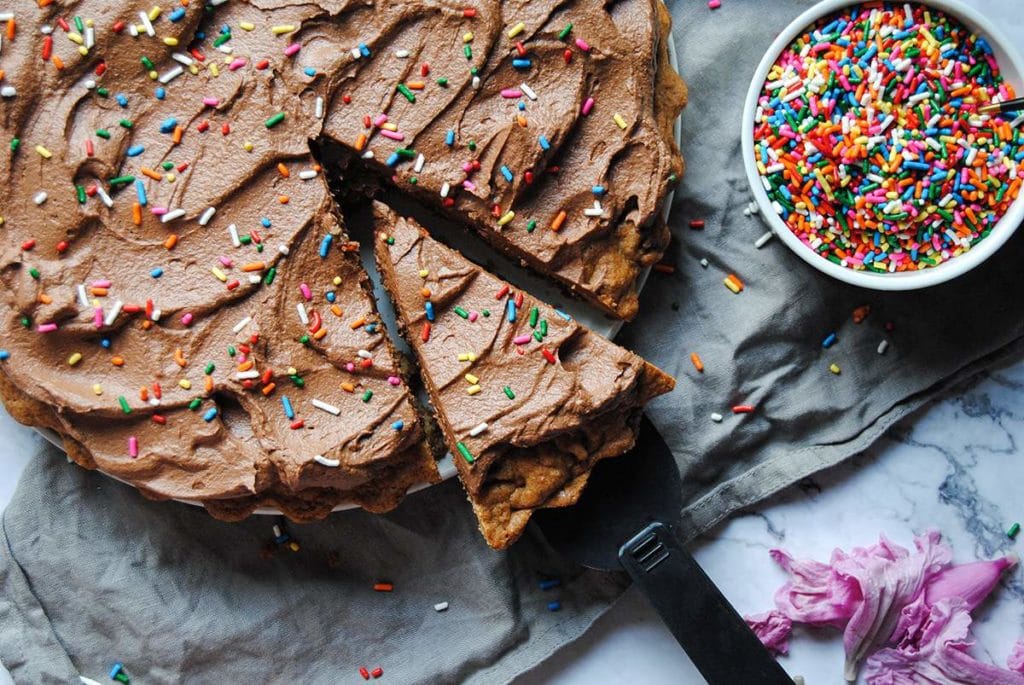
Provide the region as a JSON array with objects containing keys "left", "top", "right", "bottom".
[{"left": 3, "top": 1, "right": 1024, "bottom": 683}]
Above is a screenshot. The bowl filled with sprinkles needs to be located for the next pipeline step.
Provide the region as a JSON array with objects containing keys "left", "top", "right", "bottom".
[{"left": 743, "top": 0, "right": 1024, "bottom": 289}]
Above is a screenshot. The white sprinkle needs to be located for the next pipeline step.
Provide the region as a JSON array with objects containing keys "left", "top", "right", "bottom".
[
  {"left": 299, "top": 169, "right": 318, "bottom": 180},
  {"left": 754, "top": 231, "right": 774, "bottom": 249},
  {"left": 278, "top": 244, "right": 290, "bottom": 256},
  {"left": 699, "top": 258, "right": 709, "bottom": 268},
  {"left": 469, "top": 422, "right": 488, "bottom": 437},
  {"left": 273, "top": 524, "right": 282, "bottom": 537},
  {"left": 877, "top": 340, "right": 889, "bottom": 355},
  {"left": 296, "top": 302, "right": 308, "bottom": 325},
  {"left": 361, "top": 150, "right": 375, "bottom": 160},
  {"left": 395, "top": 49, "right": 410, "bottom": 58},
  {"left": 158, "top": 65, "right": 184, "bottom": 84},
  {"left": 0, "top": 85, "right": 14, "bottom": 98},
  {"left": 127, "top": 24, "right": 138, "bottom": 37},
  {"left": 199, "top": 206, "right": 216, "bottom": 226},
  {"left": 228, "top": 223, "right": 241, "bottom": 247},
  {"left": 414, "top": 154, "right": 425, "bottom": 173},
  {"left": 520, "top": 83, "right": 538, "bottom": 101},
  {"left": 150, "top": 308, "right": 161, "bottom": 322},
  {"left": 350, "top": 47, "right": 361, "bottom": 59},
  {"left": 161, "top": 208, "right": 186, "bottom": 223},
  {"left": 95, "top": 185, "right": 113, "bottom": 208},
  {"left": 235, "top": 370, "right": 261, "bottom": 380},
  {"left": 433, "top": 602, "right": 449, "bottom": 612},
  {"left": 0, "top": 13, "right": 13, "bottom": 21},
  {"left": 33, "top": 191, "right": 47, "bottom": 205},
  {"left": 84, "top": 80, "right": 96, "bottom": 91},
  {"left": 583, "top": 201, "right": 604, "bottom": 217},
  {"left": 710, "top": 412, "right": 724, "bottom": 423},
  {"left": 139, "top": 10, "right": 154, "bottom": 36},
  {"left": 172, "top": 52, "right": 194, "bottom": 66},
  {"left": 215, "top": 44, "right": 233, "bottom": 55},
  {"left": 1010, "top": 113, "right": 1024, "bottom": 128},
  {"left": 312, "top": 398, "right": 341, "bottom": 416},
  {"left": 77, "top": 284, "right": 89, "bottom": 308},
  {"left": 315, "top": 96, "right": 324, "bottom": 119},
  {"left": 84, "top": 26, "right": 94, "bottom": 49},
  {"left": 440, "top": 182, "right": 450, "bottom": 198},
  {"left": 248, "top": 274, "right": 261, "bottom": 284},
  {"left": 103, "top": 300, "right": 123, "bottom": 326},
  {"left": 357, "top": 349, "right": 372, "bottom": 359},
  {"left": 313, "top": 455, "right": 341, "bottom": 467},
  {"left": 472, "top": 75, "right": 481, "bottom": 89},
  {"left": 149, "top": 397, "right": 160, "bottom": 406},
  {"left": 208, "top": 0, "right": 229, "bottom": 5},
  {"left": 232, "top": 315, "right": 252, "bottom": 333}
]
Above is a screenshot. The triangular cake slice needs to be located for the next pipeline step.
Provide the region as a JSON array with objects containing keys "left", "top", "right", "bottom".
[{"left": 372, "top": 203, "right": 674, "bottom": 548}]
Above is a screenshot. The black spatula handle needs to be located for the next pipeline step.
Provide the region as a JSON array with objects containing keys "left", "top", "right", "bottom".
[{"left": 618, "top": 522, "right": 793, "bottom": 685}]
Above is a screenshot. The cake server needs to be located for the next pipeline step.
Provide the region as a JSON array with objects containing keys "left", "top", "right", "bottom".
[{"left": 534, "top": 415, "right": 793, "bottom": 684}]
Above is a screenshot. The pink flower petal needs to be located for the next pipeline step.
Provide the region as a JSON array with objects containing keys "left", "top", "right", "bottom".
[
  {"left": 744, "top": 610, "right": 793, "bottom": 656},
  {"left": 1009, "top": 639, "right": 1024, "bottom": 674},
  {"left": 864, "top": 599, "right": 1024, "bottom": 685},
  {"left": 924, "top": 554, "right": 1018, "bottom": 611},
  {"left": 769, "top": 548, "right": 860, "bottom": 627}
]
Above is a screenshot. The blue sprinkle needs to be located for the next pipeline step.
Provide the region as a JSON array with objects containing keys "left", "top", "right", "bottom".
[
  {"left": 319, "top": 234, "right": 333, "bottom": 258},
  {"left": 150, "top": 268, "right": 163, "bottom": 278},
  {"left": 517, "top": 101, "right": 526, "bottom": 111},
  {"left": 445, "top": 129, "right": 455, "bottom": 146},
  {"left": 326, "top": 291, "right": 336, "bottom": 303},
  {"left": 538, "top": 135, "right": 550, "bottom": 151},
  {"left": 134, "top": 179, "right": 148, "bottom": 206},
  {"left": 512, "top": 58, "right": 532, "bottom": 69},
  {"left": 547, "top": 601, "right": 561, "bottom": 612},
  {"left": 303, "top": 67, "right": 317, "bottom": 77},
  {"left": 168, "top": 7, "right": 186, "bottom": 21},
  {"left": 425, "top": 301, "right": 435, "bottom": 322},
  {"left": 196, "top": 31, "right": 206, "bottom": 40},
  {"left": 822, "top": 332, "right": 838, "bottom": 349},
  {"left": 115, "top": 93, "right": 128, "bottom": 107},
  {"left": 391, "top": 420, "right": 404, "bottom": 431},
  {"left": 591, "top": 185, "right": 605, "bottom": 195},
  {"left": 220, "top": 24, "right": 230, "bottom": 34},
  {"left": 126, "top": 145, "right": 145, "bottom": 157},
  {"left": 159, "top": 117, "right": 177, "bottom": 133},
  {"left": 539, "top": 579, "right": 561, "bottom": 590},
  {"left": 554, "top": 309, "right": 572, "bottom": 321},
  {"left": 154, "top": 87, "right": 166, "bottom": 100},
  {"left": 202, "top": 408, "right": 218, "bottom": 422},
  {"left": 365, "top": 323, "right": 378, "bottom": 333},
  {"left": 109, "top": 663, "right": 124, "bottom": 679},
  {"left": 0, "top": 350, "right": 9, "bottom": 361},
  {"left": 386, "top": 152, "right": 400, "bottom": 167},
  {"left": 100, "top": 338, "right": 111, "bottom": 349},
  {"left": 261, "top": 217, "right": 272, "bottom": 228},
  {"left": 500, "top": 165, "right": 513, "bottom": 182},
  {"left": 282, "top": 396, "right": 294, "bottom": 419},
  {"left": 506, "top": 299, "right": 516, "bottom": 323},
  {"left": 358, "top": 42, "right": 371, "bottom": 58}
]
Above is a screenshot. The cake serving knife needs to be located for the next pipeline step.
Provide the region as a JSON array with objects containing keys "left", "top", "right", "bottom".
[{"left": 534, "top": 415, "right": 794, "bottom": 685}]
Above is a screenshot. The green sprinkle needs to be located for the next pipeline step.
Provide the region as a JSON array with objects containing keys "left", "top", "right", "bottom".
[
  {"left": 265, "top": 112, "right": 286, "bottom": 128},
  {"left": 468, "top": 140, "right": 477, "bottom": 151},
  {"left": 539, "top": 319, "right": 548, "bottom": 336},
  {"left": 558, "top": 23, "right": 573, "bottom": 40},
  {"left": 482, "top": 309, "right": 490, "bottom": 317},
  {"left": 73, "top": 15, "right": 84, "bottom": 32},
  {"left": 1009, "top": 522, "right": 1021, "bottom": 539},
  {"left": 10, "top": 138, "right": 20, "bottom": 151},
  {"left": 76, "top": 185, "right": 86, "bottom": 204},
  {"left": 533, "top": 330, "right": 543, "bottom": 342},
  {"left": 463, "top": 44, "right": 472, "bottom": 60},
  {"left": 108, "top": 175, "right": 135, "bottom": 185},
  {"left": 213, "top": 31, "right": 232, "bottom": 47},
  {"left": 470, "top": 67, "right": 479, "bottom": 76},
  {"left": 528, "top": 306, "right": 538, "bottom": 328},
  {"left": 204, "top": 362, "right": 215, "bottom": 374},
  {"left": 456, "top": 441, "right": 474, "bottom": 463},
  {"left": 240, "top": 235, "right": 252, "bottom": 245},
  {"left": 396, "top": 147, "right": 416, "bottom": 158},
  {"left": 454, "top": 306, "right": 469, "bottom": 319},
  {"left": 227, "top": 345, "right": 236, "bottom": 357},
  {"left": 290, "top": 375, "right": 305, "bottom": 387},
  {"left": 362, "top": 390, "right": 373, "bottom": 402},
  {"left": 409, "top": 176, "right": 418, "bottom": 185},
  {"left": 141, "top": 56, "right": 154, "bottom": 70},
  {"left": 188, "top": 398, "right": 201, "bottom": 410},
  {"left": 96, "top": 129, "right": 110, "bottom": 139},
  {"left": 436, "top": 77, "right": 449, "bottom": 87},
  {"left": 28, "top": 268, "right": 40, "bottom": 279},
  {"left": 502, "top": 386, "right": 515, "bottom": 400},
  {"left": 119, "top": 119, "right": 133, "bottom": 129},
  {"left": 161, "top": 161, "right": 174, "bottom": 171},
  {"left": 96, "top": 87, "right": 109, "bottom": 97},
  {"left": 299, "top": 334, "right": 310, "bottom": 345},
  {"left": 19, "top": 317, "right": 30, "bottom": 328},
  {"left": 386, "top": 236, "right": 395, "bottom": 245},
  {"left": 118, "top": 396, "right": 132, "bottom": 414},
  {"left": 264, "top": 267, "right": 276, "bottom": 285},
  {"left": 256, "top": 244, "right": 264, "bottom": 253},
  {"left": 396, "top": 83, "right": 416, "bottom": 103},
  {"left": 526, "top": 219, "right": 537, "bottom": 233}
]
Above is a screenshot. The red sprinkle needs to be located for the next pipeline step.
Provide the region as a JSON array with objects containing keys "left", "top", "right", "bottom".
[
  {"left": 462, "top": 8, "right": 476, "bottom": 17},
  {"left": 514, "top": 291, "right": 524, "bottom": 308},
  {"left": 56, "top": 17, "right": 69, "bottom": 32},
  {"left": 190, "top": 48, "right": 206, "bottom": 62},
  {"left": 495, "top": 284, "right": 510, "bottom": 300},
  {"left": 515, "top": 41, "right": 526, "bottom": 57},
  {"left": 221, "top": 122, "right": 230, "bottom": 136},
  {"left": 524, "top": 170, "right": 534, "bottom": 184},
  {"left": 342, "top": 93, "right": 352, "bottom": 104},
  {"left": 732, "top": 405, "right": 755, "bottom": 414},
  {"left": 111, "top": 20, "right": 125, "bottom": 33},
  {"left": 197, "top": 120, "right": 210, "bottom": 133},
  {"left": 689, "top": 219, "right": 705, "bottom": 229},
  {"left": 226, "top": 279, "right": 240, "bottom": 290},
  {"left": 541, "top": 348, "right": 556, "bottom": 364},
  {"left": 152, "top": 414, "right": 166, "bottom": 425},
  {"left": 42, "top": 35, "right": 53, "bottom": 60},
  {"left": 371, "top": 668, "right": 383, "bottom": 679},
  {"left": 21, "top": 239, "right": 36, "bottom": 251},
  {"left": 373, "top": 582, "right": 393, "bottom": 592},
  {"left": 255, "top": 58, "right": 270, "bottom": 70},
  {"left": 261, "top": 368, "right": 273, "bottom": 384},
  {"left": 359, "top": 667, "right": 370, "bottom": 681},
  {"left": 420, "top": 62, "right": 430, "bottom": 76},
  {"left": 421, "top": 322, "right": 431, "bottom": 342},
  {"left": 290, "top": 419, "right": 305, "bottom": 430},
  {"left": 55, "top": 241, "right": 69, "bottom": 253},
  {"left": 563, "top": 49, "right": 572, "bottom": 64}
]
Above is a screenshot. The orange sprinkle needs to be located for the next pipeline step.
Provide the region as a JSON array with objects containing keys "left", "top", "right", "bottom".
[
  {"left": 373, "top": 583, "right": 394, "bottom": 592},
  {"left": 172, "top": 125, "right": 183, "bottom": 145},
  {"left": 551, "top": 210, "right": 567, "bottom": 232},
  {"left": 237, "top": 360, "right": 254, "bottom": 372},
  {"left": 516, "top": 115, "right": 527, "bottom": 128},
  {"left": 38, "top": 293, "right": 52, "bottom": 304},
  {"left": 241, "top": 262, "right": 266, "bottom": 272},
  {"left": 354, "top": 133, "right": 367, "bottom": 151},
  {"left": 141, "top": 167, "right": 162, "bottom": 181},
  {"left": 313, "top": 328, "right": 328, "bottom": 340},
  {"left": 90, "top": 287, "right": 108, "bottom": 296},
  {"left": 261, "top": 382, "right": 276, "bottom": 396},
  {"left": 420, "top": 288, "right": 431, "bottom": 298},
  {"left": 141, "top": 320, "right": 152, "bottom": 330},
  {"left": 204, "top": 375, "right": 214, "bottom": 393},
  {"left": 349, "top": 317, "right": 366, "bottom": 330},
  {"left": 51, "top": 55, "right": 64, "bottom": 70},
  {"left": 330, "top": 304, "right": 343, "bottom": 317},
  {"left": 689, "top": 353, "right": 704, "bottom": 373},
  {"left": 278, "top": 195, "right": 290, "bottom": 204},
  {"left": 277, "top": 162, "right": 290, "bottom": 177},
  {"left": 5, "top": 19, "right": 14, "bottom": 40},
  {"left": 174, "top": 348, "right": 187, "bottom": 367},
  {"left": 406, "top": 81, "right": 425, "bottom": 90},
  {"left": 140, "top": 387, "right": 149, "bottom": 401},
  {"left": 132, "top": 202, "right": 142, "bottom": 225},
  {"left": 852, "top": 305, "right": 870, "bottom": 324},
  {"left": 111, "top": 356, "right": 125, "bottom": 366},
  {"left": 164, "top": 234, "right": 178, "bottom": 250},
  {"left": 341, "top": 382, "right": 355, "bottom": 393}
]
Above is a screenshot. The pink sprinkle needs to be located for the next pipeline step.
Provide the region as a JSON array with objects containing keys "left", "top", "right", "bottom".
[
  {"left": 500, "top": 88, "right": 523, "bottom": 98},
  {"left": 387, "top": 376, "right": 401, "bottom": 386},
  {"left": 91, "top": 279, "right": 112, "bottom": 288},
  {"left": 181, "top": 312, "right": 193, "bottom": 326},
  {"left": 299, "top": 283, "right": 312, "bottom": 300},
  {"left": 93, "top": 308, "right": 103, "bottom": 327},
  {"left": 373, "top": 114, "right": 389, "bottom": 127},
  {"left": 582, "top": 97, "right": 595, "bottom": 116},
  {"left": 237, "top": 353, "right": 248, "bottom": 363},
  {"left": 218, "top": 256, "right": 232, "bottom": 267},
  {"left": 128, "top": 436, "right": 139, "bottom": 458},
  {"left": 345, "top": 362, "right": 355, "bottom": 372},
  {"left": 468, "top": 311, "right": 478, "bottom": 322},
  {"left": 151, "top": 207, "right": 168, "bottom": 216},
  {"left": 284, "top": 43, "right": 301, "bottom": 57},
  {"left": 574, "top": 38, "right": 590, "bottom": 52},
  {"left": 513, "top": 335, "right": 532, "bottom": 345},
  {"left": 463, "top": 180, "right": 476, "bottom": 191},
  {"left": 462, "top": 161, "right": 474, "bottom": 173},
  {"left": 228, "top": 58, "right": 247, "bottom": 71},
  {"left": 202, "top": 97, "right": 220, "bottom": 107},
  {"left": 708, "top": 0, "right": 721, "bottom": 8},
  {"left": 379, "top": 129, "right": 405, "bottom": 141},
  {"left": 37, "top": 322, "right": 58, "bottom": 333}
]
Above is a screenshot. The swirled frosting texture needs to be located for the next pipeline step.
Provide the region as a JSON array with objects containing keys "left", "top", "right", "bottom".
[
  {"left": 373, "top": 204, "right": 674, "bottom": 548},
  {"left": 0, "top": 0, "right": 437, "bottom": 518}
]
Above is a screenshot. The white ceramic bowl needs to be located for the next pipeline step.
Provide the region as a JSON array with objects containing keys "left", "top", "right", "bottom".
[{"left": 742, "top": 0, "right": 1024, "bottom": 290}]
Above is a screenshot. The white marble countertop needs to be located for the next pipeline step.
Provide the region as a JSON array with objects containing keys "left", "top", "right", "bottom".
[{"left": 3, "top": 2, "right": 1022, "bottom": 683}]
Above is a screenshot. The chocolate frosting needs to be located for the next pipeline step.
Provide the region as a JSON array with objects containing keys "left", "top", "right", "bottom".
[
  {"left": 373, "top": 204, "right": 674, "bottom": 547},
  {"left": 0, "top": 0, "right": 436, "bottom": 516}
]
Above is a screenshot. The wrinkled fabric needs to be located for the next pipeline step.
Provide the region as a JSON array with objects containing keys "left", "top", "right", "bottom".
[{"left": 743, "top": 610, "right": 793, "bottom": 655}]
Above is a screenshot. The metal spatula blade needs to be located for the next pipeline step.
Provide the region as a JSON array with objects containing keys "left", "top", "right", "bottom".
[{"left": 533, "top": 416, "right": 793, "bottom": 685}]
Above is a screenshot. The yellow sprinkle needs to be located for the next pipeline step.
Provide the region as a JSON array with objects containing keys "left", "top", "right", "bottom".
[
  {"left": 332, "top": 276, "right": 342, "bottom": 286},
  {"left": 148, "top": 70, "right": 158, "bottom": 80},
  {"left": 209, "top": 63, "right": 219, "bottom": 77},
  {"left": 68, "top": 352, "right": 83, "bottom": 366},
  {"left": 67, "top": 32, "right": 84, "bottom": 45},
  {"left": 148, "top": 6, "right": 161, "bottom": 20},
  {"left": 166, "top": 173, "right": 176, "bottom": 183},
  {"left": 418, "top": 269, "right": 429, "bottom": 278},
  {"left": 211, "top": 267, "right": 227, "bottom": 282},
  {"left": 465, "top": 373, "right": 479, "bottom": 385},
  {"left": 613, "top": 113, "right": 627, "bottom": 130},
  {"left": 239, "top": 21, "right": 255, "bottom": 31},
  {"left": 457, "top": 352, "right": 477, "bottom": 362},
  {"left": 35, "top": 145, "right": 52, "bottom": 159},
  {"left": 243, "top": 142, "right": 254, "bottom": 152},
  {"left": 92, "top": 384, "right": 103, "bottom": 396},
  {"left": 78, "top": 45, "right": 89, "bottom": 56},
  {"left": 463, "top": 31, "right": 473, "bottom": 43},
  {"left": 829, "top": 363, "right": 841, "bottom": 375},
  {"left": 188, "top": 64, "right": 199, "bottom": 75},
  {"left": 85, "top": 18, "right": 94, "bottom": 27},
  {"left": 178, "top": 379, "right": 192, "bottom": 390},
  {"left": 467, "top": 384, "right": 481, "bottom": 395},
  {"left": 723, "top": 277, "right": 741, "bottom": 294},
  {"left": 271, "top": 24, "right": 296, "bottom": 35},
  {"left": 135, "top": 24, "right": 145, "bottom": 33},
  {"left": 497, "top": 211, "right": 515, "bottom": 226},
  {"left": 507, "top": 21, "right": 525, "bottom": 38},
  {"left": 163, "top": 37, "right": 179, "bottom": 47}
]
